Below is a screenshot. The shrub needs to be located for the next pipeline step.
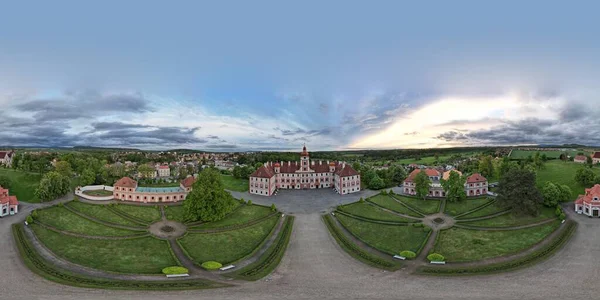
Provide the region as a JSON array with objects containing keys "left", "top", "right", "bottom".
[
  {"left": 73, "top": 196, "right": 79, "bottom": 202},
  {"left": 201, "top": 261, "right": 223, "bottom": 270},
  {"left": 555, "top": 206, "right": 562, "bottom": 217},
  {"left": 162, "top": 266, "right": 189, "bottom": 275},
  {"left": 380, "top": 190, "right": 387, "bottom": 195},
  {"left": 472, "top": 238, "right": 486, "bottom": 245},
  {"left": 270, "top": 204, "right": 276, "bottom": 211},
  {"left": 449, "top": 210, "right": 457, "bottom": 215},
  {"left": 31, "top": 210, "right": 38, "bottom": 219},
  {"left": 427, "top": 253, "right": 445, "bottom": 262},
  {"left": 239, "top": 198, "right": 245, "bottom": 204},
  {"left": 389, "top": 189, "right": 395, "bottom": 195},
  {"left": 399, "top": 250, "right": 416, "bottom": 259},
  {"left": 26, "top": 215, "right": 34, "bottom": 224},
  {"left": 559, "top": 213, "right": 566, "bottom": 221},
  {"left": 58, "top": 202, "right": 64, "bottom": 207},
  {"left": 359, "top": 197, "right": 364, "bottom": 203},
  {"left": 247, "top": 200, "right": 252, "bottom": 206},
  {"left": 412, "top": 223, "right": 424, "bottom": 227}
]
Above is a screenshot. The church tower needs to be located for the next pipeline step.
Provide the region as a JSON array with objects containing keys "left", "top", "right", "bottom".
[{"left": 300, "top": 144, "right": 310, "bottom": 172}]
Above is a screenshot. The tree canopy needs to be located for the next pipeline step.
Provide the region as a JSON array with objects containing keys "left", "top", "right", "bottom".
[
  {"left": 35, "top": 171, "right": 71, "bottom": 202},
  {"left": 184, "top": 168, "right": 237, "bottom": 222},
  {"left": 414, "top": 171, "right": 431, "bottom": 200},
  {"left": 575, "top": 167, "right": 596, "bottom": 186},
  {"left": 440, "top": 171, "right": 467, "bottom": 202},
  {"left": 497, "top": 168, "right": 543, "bottom": 216},
  {"left": 541, "top": 182, "right": 572, "bottom": 207}
]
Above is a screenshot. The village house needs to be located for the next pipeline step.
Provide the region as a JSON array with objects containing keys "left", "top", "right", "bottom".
[
  {"left": 574, "top": 155, "right": 587, "bottom": 163},
  {"left": 0, "top": 186, "right": 18, "bottom": 217},
  {"left": 593, "top": 152, "right": 600, "bottom": 164},
  {"left": 575, "top": 184, "right": 600, "bottom": 217},
  {"left": 249, "top": 145, "right": 360, "bottom": 196},
  {"left": 157, "top": 165, "right": 170, "bottom": 177},
  {"left": 402, "top": 168, "right": 488, "bottom": 197}
]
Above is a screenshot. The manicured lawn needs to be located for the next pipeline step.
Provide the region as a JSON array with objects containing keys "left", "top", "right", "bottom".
[
  {"left": 221, "top": 175, "right": 248, "bottom": 192},
  {"left": 458, "top": 202, "right": 507, "bottom": 219},
  {"left": 337, "top": 202, "right": 414, "bottom": 222},
  {"left": 368, "top": 194, "right": 422, "bottom": 217},
  {"left": 165, "top": 205, "right": 188, "bottom": 223},
  {"left": 189, "top": 204, "right": 271, "bottom": 229},
  {"left": 445, "top": 198, "right": 494, "bottom": 216},
  {"left": 179, "top": 215, "right": 278, "bottom": 265},
  {"left": 461, "top": 207, "right": 557, "bottom": 227},
  {"left": 34, "top": 206, "right": 139, "bottom": 236},
  {"left": 66, "top": 201, "right": 143, "bottom": 227},
  {"left": 0, "top": 168, "right": 42, "bottom": 203},
  {"left": 433, "top": 221, "right": 561, "bottom": 262},
  {"left": 393, "top": 195, "right": 441, "bottom": 215},
  {"left": 113, "top": 204, "right": 161, "bottom": 223},
  {"left": 536, "top": 160, "right": 600, "bottom": 199},
  {"left": 336, "top": 214, "right": 429, "bottom": 255},
  {"left": 82, "top": 189, "right": 114, "bottom": 197},
  {"left": 31, "top": 224, "right": 178, "bottom": 274}
]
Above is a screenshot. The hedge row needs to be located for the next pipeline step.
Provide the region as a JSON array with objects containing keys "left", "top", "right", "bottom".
[
  {"left": 12, "top": 224, "right": 228, "bottom": 290},
  {"left": 417, "top": 220, "right": 577, "bottom": 275},
  {"left": 232, "top": 216, "right": 295, "bottom": 280},
  {"left": 454, "top": 199, "right": 497, "bottom": 219},
  {"left": 334, "top": 210, "right": 415, "bottom": 226},
  {"left": 322, "top": 215, "right": 399, "bottom": 271}
]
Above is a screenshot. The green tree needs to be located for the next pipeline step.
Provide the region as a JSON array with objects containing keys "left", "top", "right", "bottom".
[
  {"left": 478, "top": 155, "right": 494, "bottom": 178},
  {"left": 137, "top": 164, "right": 155, "bottom": 178},
  {"left": 587, "top": 155, "right": 594, "bottom": 167},
  {"left": 541, "top": 182, "right": 561, "bottom": 207},
  {"left": 80, "top": 168, "right": 96, "bottom": 186},
  {"left": 575, "top": 167, "right": 596, "bottom": 186},
  {"left": 54, "top": 161, "right": 73, "bottom": 177},
  {"left": 497, "top": 169, "right": 543, "bottom": 216},
  {"left": 0, "top": 175, "right": 11, "bottom": 189},
  {"left": 414, "top": 171, "right": 431, "bottom": 200},
  {"left": 557, "top": 184, "right": 573, "bottom": 202},
  {"left": 35, "top": 171, "right": 71, "bottom": 202},
  {"left": 388, "top": 166, "right": 407, "bottom": 186},
  {"left": 440, "top": 171, "right": 467, "bottom": 202},
  {"left": 368, "top": 174, "right": 386, "bottom": 190},
  {"left": 499, "top": 158, "right": 519, "bottom": 177},
  {"left": 183, "top": 168, "right": 237, "bottom": 222}
]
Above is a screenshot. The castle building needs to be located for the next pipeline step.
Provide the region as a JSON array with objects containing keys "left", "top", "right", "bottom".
[
  {"left": 0, "top": 186, "right": 18, "bottom": 217},
  {"left": 575, "top": 184, "right": 600, "bottom": 217},
  {"left": 113, "top": 175, "right": 196, "bottom": 203},
  {"left": 249, "top": 145, "right": 361, "bottom": 196},
  {"left": 402, "top": 168, "right": 488, "bottom": 197}
]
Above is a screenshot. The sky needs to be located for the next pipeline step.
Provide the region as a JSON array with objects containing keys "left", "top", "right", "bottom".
[{"left": 1, "top": 0, "right": 599, "bottom": 151}]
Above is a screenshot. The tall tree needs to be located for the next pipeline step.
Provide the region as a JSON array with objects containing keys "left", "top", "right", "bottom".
[
  {"left": 478, "top": 155, "right": 494, "bottom": 178},
  {"left": 497, "top": 169, "right": 543, "bottom": 216},
  {"left": 414, "top": 171, "right": 431, "bottom": 200},
  {"left": 54, "top": 161, "right": 73, "bottom": 177},
  {"left": 368, "top": 174, "right": 386, "bottom": 190},
  {"left": 137, "top": 164, "right": 155, "bottom": 178},
  {"left": 80, "top": 168, "right": 96, "bottom": 186},
  {"left": 35, "top": 171, "right": 71, "bottom": 202},
  {"left": 575, "top": 167, "right": 596, "bottom": 186},
  {"left": 184, "top": 168, "right": 237, "bottom": 222},
  {"left": 440, "top": 171, "right": 467, "bottom": 202},
  {"left": 541, "top": 182, "right": 561, "bottom": 207},
  {"left": 587, "top": 155, "right": 594, "bottom": 167}
]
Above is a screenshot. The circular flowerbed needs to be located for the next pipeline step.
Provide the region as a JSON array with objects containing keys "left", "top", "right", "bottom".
[
  {"left": 162, "top": 266, "right": 189, "bottom": 275},
  {"left": 160, "top": 225, "right": 175, "bottom": 233}
]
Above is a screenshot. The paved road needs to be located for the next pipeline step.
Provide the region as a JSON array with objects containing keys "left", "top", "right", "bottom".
[{"left": 1, "top": 191, "right": 598, "bottom": 299}]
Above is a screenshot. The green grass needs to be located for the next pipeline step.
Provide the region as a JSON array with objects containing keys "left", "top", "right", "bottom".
[
  {"left": 536, "top": 160, "right": 600, "bottom": 199},
  {"left": 31, "top": 224, "right": 178, "bottom": 274},
  {"left": 393, "top": 195, "right": 441, "bottom": 215},
  {"left": 221, "top": 175, "right": 249, "bottom": 192},
  {"left": 179, "top": 215, "right": 278, "bottom": 265},
  {"left": 165, "top": 205, "right": 188, "bottom": 223},
  {"left": 445, "top": 198, "right": 494, "bottom": 216},
  {"left": 189, "top": 204, "right": 271, "bottom": 229},
  {"left": 338, "top": 202, "right": 414, "bottom": 222},
  {"left": 66, "top": 201, "right": 143, "bottom": 227},
  {"left": 336, "top": 214, "right": 429, "bottom": 255},
  {"left": 458, "top": 202, "right": 507, "bottom": 219},
  {"left": 82, "top": 189, "right": 114, "bottom": 197},
  {"left": 368, "top": 194, "right": 422, "bottom": 217},
  {"left": 461, "top": 207, "right": 557, "bottom": 227},
  {"left": 34, "top": 206, "right": 139, "bottom": 236},
  {"left": 0, "top": 168, "right": 42, "bottom": 202},
  {"left": 433, "top": 221, "right": 561, "bottom": 262},
  {"left": 113, "top": 204, "right": 161, "bottom": 223},
  {"left": 509, "top": 149, "right": 584, "bottom": 160}
]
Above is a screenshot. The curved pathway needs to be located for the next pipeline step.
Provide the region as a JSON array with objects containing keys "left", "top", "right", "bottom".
[{"left": 1, "top": 191, "right": 598, "bottom": 299}]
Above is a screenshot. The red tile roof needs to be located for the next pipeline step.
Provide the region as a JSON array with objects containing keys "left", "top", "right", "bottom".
[
  {"left": 593, "top": 152, "right": 600, "bottom": 159},
  {"left": 574, "top": 155, "right": 587, "bottom": 161},
  {"left": 250, "top": 166, "right": 276, "bottom": 178},
  {"left": 0, "top": 195, "right": 18, "bottom": 205},
  {"left": 577, "top": 184, "right": 600, "bottom": 206},
  {"left": 0, "top": 151, "right": 12, "bottom": 159},
  {"left": 404, "top": 168, "right": 441, "bottom": 182},
  {"left": 466, "top": 173, "right": 487, "bottom": 183},
  {"left": 158, "top": 165, "right": 169, "bottom": 169},
  {"left": 114, "top": 177, "right": 138, "bottom": 188},
  {"left": 336, "top": 165, "right": 359, "bottom": 177},
  {"left": 180, "top": 176, "right": 196, "bottom": 188},
  {"left": 249, "top": 161, "right": 359, "bottom": 178}
]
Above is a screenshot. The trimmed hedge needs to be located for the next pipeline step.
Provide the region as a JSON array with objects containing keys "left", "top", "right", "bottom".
[
  {"left": 322, "top": 215, "right": 399, "bottom": 270},
  {"left": 418, "top": 220, "right": 577, "bottom": 275},
  {"left": 12, "top": 224, "right": 228, "bottom": 290},
  {"left": 201, "top": 261, "right": 223, "bottom": 270},
  {"left": 427, "top": 253, "right": 445, "bottom": 262},
  {"left": 334, "top": 210, "right": 415, "bottom": 226},
  {"left": 162, "top": 266, "right": 189, "bottom": 275},
  {"left": 399, "top": 250, "right": 416, "bottom": 259},
  {"left": 454, "top": 199, "right": 497, "bottom": 219},
  {"left": 231, "top": 216, "right": 295, "bottom": 280}
]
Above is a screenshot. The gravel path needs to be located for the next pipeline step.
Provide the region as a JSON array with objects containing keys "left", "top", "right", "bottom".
[{"left": 1, "top": 190, "right": 598, "bottom": 299}]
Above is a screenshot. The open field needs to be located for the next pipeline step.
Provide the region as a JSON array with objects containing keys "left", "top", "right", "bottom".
[
  {"left": 31, "top": 224, "right": 178, "bottom": 274},
  {"left": 336, "top": 214, "right": 429, "bottom": 255},
  {"left": 179, "top": 215, "right": 278, "bottom": 265},
  {"left": 458, "top": 202, "right": 508, "bottom": 219},
  {"left": 509, "top": 149, "right": 584, "bottom": 160},
  {"left": 221, "top": 175, "right": 249, "bottom": 192},
  {"left": 393, "top": 195, "right": 441, "bottom": 215},
  {"left": 433, "top": 221, "right": 560, "bottom": 262},
  {"left": 0, "top": 168, "right": 42, "bottom": 202},
  {"left": 67, "top": 201, "right": 143, "bottom": 227},
  {"left": 536, "top": 160, "right": 600, "bottom": 199},
  {"left": 337, "top": 202, "right": 414, "bottom": 222},
  {"left": 113, "top": 204, "right": 162, "bottom": 223}
]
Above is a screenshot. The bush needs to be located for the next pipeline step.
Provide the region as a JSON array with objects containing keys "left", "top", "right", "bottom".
[
  {"left": 412, "top": 223, "right": 424, "bottom": 227},
  {"left": 247, "top": 200, "right": 252, "bottom": 206},
  {"left": 359, "top": 197, "right": 364, "bottom": 203},
  {"left": 270, "top": 204, "right": 276, "bottom": 211},
  {"left": 31, "top": 210, "right": 38, "bottom": 219},
  {"left": 162, "top": 266, "right": 189, "bottom": 275},
  {"left": 380, "top": 190, "right": 387, "bottom": 195},
  {"left": 427, "top": 253, "right": 445, "bottom": 262},
  {"left": 555, "top": 206, "right": 562, "bottom": 217},
  {"left": 239, "top": 198, "right": 245, "bottom": 204},
  {"left": 559, "top": 213, "right": 566, "bottom": 221},
  {"left": 26, "top": 215, "right": 34, "bottom": 224},
  {"left": 399, "top": 250, "right": 416, "bottom": 259},
  {"left": 58, "top": 202, "right": 64, "bottom": 207},
  {"left": 389, "top": 189, "right": 395, "bottom": 195},
  {"left": 201, "top": 261, "right": 223, "bottom": 270},
  {"left": 73, "top": 196, "right": 79, "bottom": 202}
]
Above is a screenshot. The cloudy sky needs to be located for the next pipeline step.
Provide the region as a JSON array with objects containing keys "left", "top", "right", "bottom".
[{"left": 1, "top": 1, "right": 599, "bottom": 151}]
